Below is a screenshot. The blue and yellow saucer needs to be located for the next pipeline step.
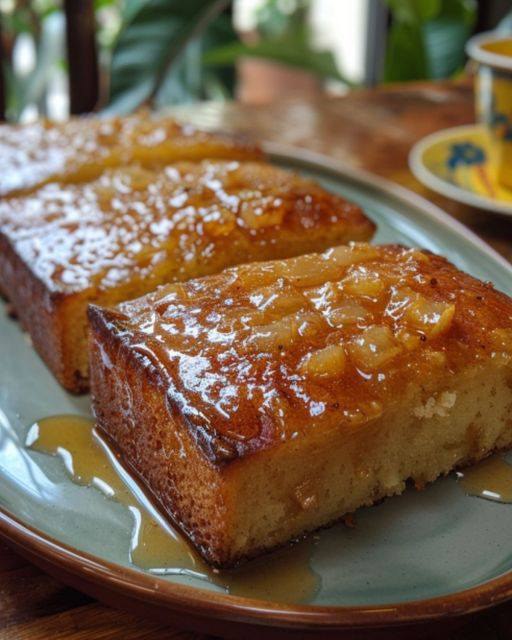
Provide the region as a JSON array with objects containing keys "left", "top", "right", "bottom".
[{"left": 409, "top": 124, "right": 512, "bottom": 216}]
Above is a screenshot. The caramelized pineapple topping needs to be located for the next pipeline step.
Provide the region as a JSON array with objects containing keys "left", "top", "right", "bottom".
[
  {"left": 109, "top": 243, "right": 512, "bottom": 459},
  {"left": 0, "top": 160, "right": 371, "bottom": 294}
]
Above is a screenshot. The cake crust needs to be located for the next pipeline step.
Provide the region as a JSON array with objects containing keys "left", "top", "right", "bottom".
[{"left": 89, "top": 243, "right": 512, "bottom": 566}]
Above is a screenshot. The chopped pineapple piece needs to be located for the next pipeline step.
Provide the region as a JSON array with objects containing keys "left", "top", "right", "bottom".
[
  {"left": 245, "top": 311, "right": 324, "bottom": 352},
  {"left": 405, "top": 296, "right": 455, "bottom": 339},
  {"left": 347, "top": 325, "right": 402, "bottom": 370},
  {"left": 342, "top": 267, "right": 384, "bottom": 298},
  {"left": 395, "top": 326, "right": 421, "bottom": 351},
  {"left": 249, "top": 281, "right": 307, "bottom": 315},
  {"left": 327, "top": 300, "right": 370, "bottom": 327},
  {"left": 299, "top": 344, "right": 346, "bottom": 378}
]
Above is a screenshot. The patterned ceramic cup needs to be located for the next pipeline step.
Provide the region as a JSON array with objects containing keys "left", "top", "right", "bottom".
[{"left": 466, "top": 32, "right": 512, "bottom": 190}]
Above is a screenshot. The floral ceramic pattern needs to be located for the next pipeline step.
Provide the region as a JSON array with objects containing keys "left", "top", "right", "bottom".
[
  {"left": 446, "top": 141, "right": 497, "bottom": 198},
  {"left": 410, "top": 124, "right": 512, "bottom": 214}
]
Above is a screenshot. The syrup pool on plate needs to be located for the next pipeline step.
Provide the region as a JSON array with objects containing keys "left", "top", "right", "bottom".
[
  {"left": 25, "top": 414, "right": 320, "bottom": 604},
  {"left": 457, "top": 455, "right": 512, "bottom": 503}
]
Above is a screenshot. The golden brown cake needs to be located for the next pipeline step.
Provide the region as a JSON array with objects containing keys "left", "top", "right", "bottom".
[
  {"left": 89, "top": 243, "right": 512, "bottom": 567},
  {"left": 0, "top": 161, "right": 374, "bottom": 391},
  {"left": 0, "top": 114, "right": 262, "bottom": 196}
]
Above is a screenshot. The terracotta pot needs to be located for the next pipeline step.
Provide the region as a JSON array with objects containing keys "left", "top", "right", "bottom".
[{"left": 236, "top": 56, "right": 323, "bottom": 104}]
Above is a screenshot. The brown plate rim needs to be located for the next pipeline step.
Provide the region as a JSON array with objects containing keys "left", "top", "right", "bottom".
[
  {"left": 2, "top": 504, "right": 512, "bottom": 631},
  {"left": 1, "top": 144, "right": 512, "bottom": 632}
]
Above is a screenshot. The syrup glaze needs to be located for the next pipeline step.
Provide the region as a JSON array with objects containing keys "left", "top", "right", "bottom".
[
  {"left": 0, "top": 114, "right": 261, "bottom": 196},
  {"left": 26, "top": 415, "right": 320, "bottom": 604},
  {"left": 457, "top": 456, "right": 512, "bottom": 503},
  {"left": 91, "top": 243, "right": 512, "bottom": 465},
  {"left": 0, "top": 161, "right": 371, "bottom": 294}
]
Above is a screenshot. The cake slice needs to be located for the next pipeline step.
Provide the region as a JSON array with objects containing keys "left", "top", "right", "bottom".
[
  {"left": 0, "top": 161, "right": 374, "bottom": 392},
  {"left": 0, "top": 113, "right": 262, "bottom": 196},
  {"left": 89, "top": 243, "right": 512, "bottom": 567}
]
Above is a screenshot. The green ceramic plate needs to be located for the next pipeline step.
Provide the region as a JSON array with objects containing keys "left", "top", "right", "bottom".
[{"left": 1, "top": 145, "right": 511, "bottom": 637}]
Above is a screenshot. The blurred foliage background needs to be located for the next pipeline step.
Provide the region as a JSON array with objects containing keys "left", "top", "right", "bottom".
[
  {"left": 383, "top": 0, "right": 476, "bottom": 81},
  {"left": 0, "top": 0, "right": 509, "bottom": 121}
]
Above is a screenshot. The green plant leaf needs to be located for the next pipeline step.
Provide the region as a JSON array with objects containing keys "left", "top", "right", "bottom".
[
  {"left": 153, "top": 38, "right": 203, "bottom": 106},
  {"left": 149, "top": 11, "right": 237, "bottom": 108},
  {"left": 94, "top": 0, "right": 121, "bottom": 9},
  {"left": 383, "top": 21, "right": 428, "bottom": 81},
  {"left": 384, "top": 0, "right": 441, "bottom": 24},
  {"left": 422, "top": 17, "right": 471, "bottom": 79},
  {"left": 105, "top": 0, "right": 230, "bottom": 115},
  {"left": 438, "top": 0, "right": 476, "bottom": 25},
  {"left": 255, "top": 0, "right": 309, "bottom": 40},
  {"left": 193, "top": 11, "right": 236, "bottom": 101},
  {"left": 384, "top": 0, "right": 476, "bottom": 82}
]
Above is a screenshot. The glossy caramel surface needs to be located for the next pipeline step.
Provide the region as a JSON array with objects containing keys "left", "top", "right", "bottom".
[
  {"left": 0, "top": 161, "right": 371, "bottom": 294},
  {"left": 0, "top": 114, "right": 261, "bottom": 196},
  {"left": 93, "top": 243, "right": 512, "bottom": 464}
]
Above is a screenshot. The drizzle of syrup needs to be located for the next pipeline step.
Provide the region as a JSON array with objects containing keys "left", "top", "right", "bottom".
[
  {"left": 457, "top": 456, "right": 512, "bottom": 503},
  {"left": 25, "top": 414, "right": 320, "bottom": 603}
]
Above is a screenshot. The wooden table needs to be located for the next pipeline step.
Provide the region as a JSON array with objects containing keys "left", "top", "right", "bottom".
[{"left": 2, "top": 79, "right": 512, "bottom": 639}]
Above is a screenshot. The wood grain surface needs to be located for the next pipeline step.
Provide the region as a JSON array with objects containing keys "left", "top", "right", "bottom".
[{"left": 1, "top": 79, "right": 511, "bottom": 639}]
